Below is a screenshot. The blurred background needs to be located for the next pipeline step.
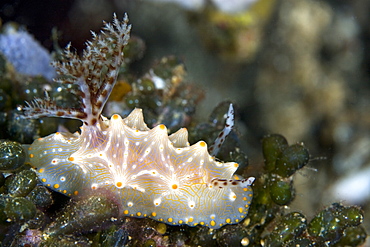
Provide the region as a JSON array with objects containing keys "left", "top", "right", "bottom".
[{"left": 1, "top": 0, "right": 369, "bottom": 243}]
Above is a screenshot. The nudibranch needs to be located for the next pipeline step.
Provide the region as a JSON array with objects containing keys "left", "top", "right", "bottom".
[{"left": 24, "top": 14, "right": 255, "bottom": 229}]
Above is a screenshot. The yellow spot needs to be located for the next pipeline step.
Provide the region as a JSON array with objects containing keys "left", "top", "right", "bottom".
[
  {"left": 41, "top": 178, "right": 46, "bottom": 183},
  {"left": 159, "top": 124, "right": 166, "bottom": 130},
  {"left": 249, "top": 193, "right": 252, "bottom": 197},
  {"left": 172, "top": 184, "right": 178, "bottom": 189},
  {"left": 39, "top": 169, "right": 44, "bottom": 173},
  {"left": 54, "top": 184, "right": 60, "bottom": 189},
  {"left": 233, "top": 195, "right": 237, "bottom": 199},
  {"left": 226, "top": 218, "right": 231, "bottom": 223},
  {"left": 68, "top": 157, "right": 74, "bottom": 161},
  {"left": 200, "top": 222, "right": 204, "bottom": 225},
  {"left": 29, "top": 154, "right": 34, "bottom": 158},
  {"left": 136, "top": 212, "right": 142, "bottom": 217},
  {"left": 239, "top": 207, "right": 244, "bottom": 213},
  {"left": 188, "top": 217, "right": 194, "bottom": 223},
  {"left": 243, "top": 188, "right": 248, "bottom": 192},
  {"left": 28, "top": 147, "right": 32, "bottom": 150},
  {"left": 47, "top": 184, "right": 50, "bottom": 186},
  {"left": 243, "top": 197, "right": 247, "bottom": 201},
  {"left": 63, "top": 190, "right": 67, "bottom": 194},
  {"left": 112, "top": 114, "right": 119, "bottom": 120},
  {"left": 245, "top": 204, "right": 249, "bottom": 208},
  {"left": 152, "top": 212, "right": 157, "bottom": 217},
  {"left": 124, "top": 210, "right": 129, "bottom": 214},
  {"left": 234, "top": 163, "right": 239, "bottom": 168},
  {"left": 211, "top": 215, "right": 215, "bottom": 219},
  {"left": 74, "top": 191, "right": 79, "bottom": 196},
  {"left": 199, "top": 141, "right": 206, "bottom": 147},
  {"left": 210, "top": 220, "right": 216, "bottom": 227},
  {"left": 235, "top": 219, "right": 239, "bottom": 222},
  {"left": 168, "top": 218, "right": 173, "bottom": 223},
  {"left": 116, "top": 182, "right": 123, "bottom": 187},
  {"left": 55, "top": 132, "right": 60, "bottom": 135},
  {"left": 234, "top": 175, "right": 240, "bottom": 180},
  {"left": 92, "top": 185, "right": 97, "bottom": 190},
  {"left": 179, "top": 220, "right": 183, "bottom": 224}
]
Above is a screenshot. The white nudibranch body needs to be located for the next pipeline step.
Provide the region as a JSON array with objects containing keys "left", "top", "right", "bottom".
[
  {"left": 29, "top": 110, "right": 254, "bottom": 228},
  {"left": 24, "top": 14, "right": 255, "bottom": 229}
]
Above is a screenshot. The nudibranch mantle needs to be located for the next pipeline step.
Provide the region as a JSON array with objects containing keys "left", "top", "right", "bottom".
[
  {"left": 29, "top": 109, "right": 254, "bottom": 228},
  {"left": 24, "top": 14, "right": 254, "bottom": 229}
]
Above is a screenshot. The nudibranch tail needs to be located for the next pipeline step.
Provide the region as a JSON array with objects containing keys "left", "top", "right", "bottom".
[
  {"left": 24, "top": 13, "right": 131, "bottom": 126},
  {"left": 209, "top": 103, "right": 235, "bottom": 156},
  {"left": 29, "top": 108, "right": 255, "bottom": 229}
]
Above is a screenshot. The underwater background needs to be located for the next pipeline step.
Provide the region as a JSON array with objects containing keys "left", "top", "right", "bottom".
[{"left": 0, "top": 0, "right": 369, "bottom": 246}]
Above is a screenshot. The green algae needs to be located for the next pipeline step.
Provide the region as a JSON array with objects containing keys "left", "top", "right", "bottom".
[
  {"left": 268, "top": 175, "right": 293, "bottom": 205},
  {"left": 6, "top": 169, "right": 37, "bottom": 197},
  {"left": 27, "top": 185, "right": 53, "bottom": 208},
  {"left": 0, "top": 140, "right": 26, "bottom": 171},
  {"left": 4, "top": 197, "right": 36, "bottom": 222},
  {"left": 44, "top": 195, "right": 120, "bottom": 237},
  {"left": 264, "top": 212, "right": 307, "bottom": 246}
]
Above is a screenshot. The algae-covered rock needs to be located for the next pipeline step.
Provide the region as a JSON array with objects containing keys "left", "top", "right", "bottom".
[
  {"left": 0, "top": 140, "right": 26, "bottom": 171},
  {"left": 6, "top": 169, "right": 38, "bottom": 197},
  {"left": 4, "top": 197, "right": 36, "bottom": 222},
  {"left": 44, "top": 195, "right": 120, "bottom": 237}
]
